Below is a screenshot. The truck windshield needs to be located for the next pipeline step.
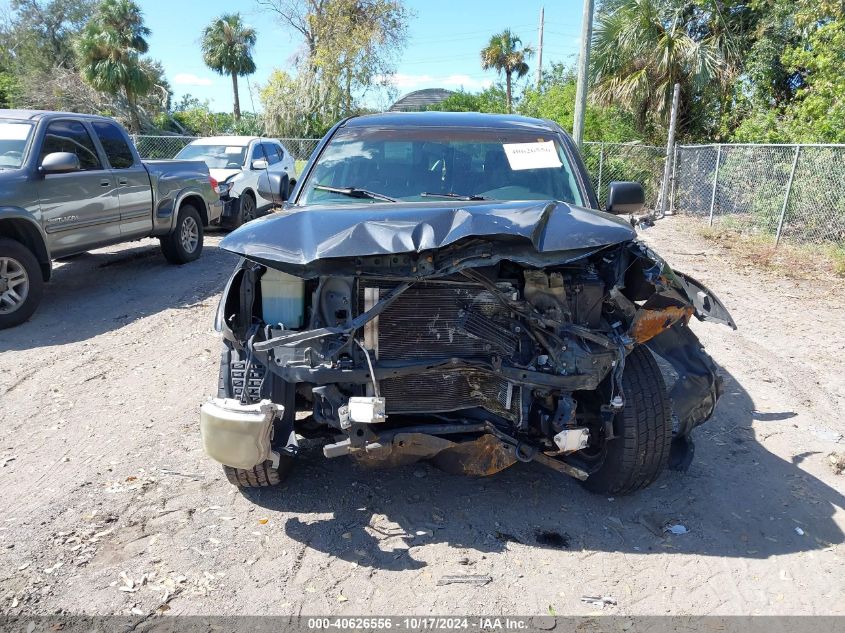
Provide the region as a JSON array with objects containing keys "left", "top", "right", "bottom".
[
  {"left": 0, "top": 122, "right": 33, "bottom": 170},
  {"left": 175, "top": 143, "right": 247, "bottom": 170},
  {"left": 300, "top": 127, "right": 585, "bottom": 206}
]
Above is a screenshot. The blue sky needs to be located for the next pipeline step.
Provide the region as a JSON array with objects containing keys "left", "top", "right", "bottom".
[
  {"left": 141, "top": 0, "right": 586, "bottom": 110},
  {"left": 6, "top": 0, "right": 587, "bottom": 110}
]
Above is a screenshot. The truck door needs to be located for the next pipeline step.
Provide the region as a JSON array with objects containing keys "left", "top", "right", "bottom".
[
  {"left": 36, "top": 119, "right": 121, "bottom": 257},
  {"left": 90, "top": 120, "right": 153, "bottom": 239}
]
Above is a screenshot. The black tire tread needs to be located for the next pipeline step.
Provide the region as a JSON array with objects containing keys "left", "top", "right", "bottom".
[
  {"left": 582, "top": 345, "right": 672, "bottom": 495},
  {"left": 223, "top": 461, "right": 285, "bottom": 487}
]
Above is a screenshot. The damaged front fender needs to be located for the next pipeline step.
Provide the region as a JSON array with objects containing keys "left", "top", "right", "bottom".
[{"left": 646, "top": 324, "right": 724, "bottom": 437}]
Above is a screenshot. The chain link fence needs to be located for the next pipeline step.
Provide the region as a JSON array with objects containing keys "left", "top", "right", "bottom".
[
  {"left": 671, "top": 143, "right": 845, "bottom": 247},
  {"left": 582, "top": 142, "right": 666, "bottom": 209},
  {"left": 130, "top": 135, "right": 321, "bottom": 162},
  {"left": 130, "top": 135, "right": 198, "bottom": 159},
  {"left": 276, "top": 138, "right": 321, "bottom": 162}
]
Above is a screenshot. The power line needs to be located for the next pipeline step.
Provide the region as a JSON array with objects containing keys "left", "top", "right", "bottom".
[{"left": 409, "top": 23, "right": 537, "bottom": 43}]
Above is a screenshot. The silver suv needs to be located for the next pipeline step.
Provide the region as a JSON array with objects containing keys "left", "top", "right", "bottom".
[{"left": 175, "top": 136, "right": 296, "bottom": 229}]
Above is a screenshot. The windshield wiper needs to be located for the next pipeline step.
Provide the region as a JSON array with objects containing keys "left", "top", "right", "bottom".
[
  {"left": 313, "top": 183, "right": 397, "bottom": 202},
  {"left": 420, "top": 192, "right": 492, "bottom": 201}
]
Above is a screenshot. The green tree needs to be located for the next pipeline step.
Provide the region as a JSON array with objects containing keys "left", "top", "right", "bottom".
[
  {"left": 732, "top": 18, "right": 845, "bottom": 143},
  {"left": 427, "top": 86, "right": 508, "bottom": 114},
  {"left": 259, "top": 0, "right": 409, "bottom": 133},
  {"left": 519, "top": 64, "right": 638, "bottom": 142},
  {"left": 6, "top": 0, "right": 95, "bottom": 71},
  {"left": 590, "top": 0, "right": 740, "bottom": 140},
  {"left": 76, "top": 0, "right": 153, "bottom": 132},
  {"left": 201, "top": 13, "right": 256, "bottom": 122},
  {"left": 0, "top": 0, "right": 95, "bottom": 108},
  {"left": 480, "top": 29, "right": 533, "bottom": 113}
]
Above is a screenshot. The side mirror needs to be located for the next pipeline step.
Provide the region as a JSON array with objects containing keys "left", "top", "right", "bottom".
[
  {"left": 605, "top": 181, "right": 645, "bottom": 215},
  {"left": 257, "top": 170, "right": 289, "bottom": 205},
  {"left": 251, "top": 159, "right": 268, "bottom": 171},
  {"left": 40, "top": 152, "right": 80, "bottom": 174}
]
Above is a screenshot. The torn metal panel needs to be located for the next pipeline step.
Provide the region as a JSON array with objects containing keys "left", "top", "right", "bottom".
[{"left": 672, "top": 271, "right": 737, "bottom": 329}]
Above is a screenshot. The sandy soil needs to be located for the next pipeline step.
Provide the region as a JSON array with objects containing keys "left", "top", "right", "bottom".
[{"left": 1, "top": 217, "right": 843, "bottom": 618}]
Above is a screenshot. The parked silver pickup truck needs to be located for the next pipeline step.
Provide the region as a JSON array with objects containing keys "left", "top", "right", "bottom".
[{"left": 0, "top": 109, "right": 223, "bottom": 329}]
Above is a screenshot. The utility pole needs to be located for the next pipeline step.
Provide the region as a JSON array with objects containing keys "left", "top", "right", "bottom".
[
  {"left": 536, "top": 6, "right": 544, "bottom": 89},
  {"left": 658, "top": 83, "right": 681, "bottom": 218},
  {"left": 573, "top": 0, "right": 595, "bottom": 148}
]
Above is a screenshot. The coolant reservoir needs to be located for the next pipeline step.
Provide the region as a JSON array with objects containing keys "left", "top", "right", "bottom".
[{"left": 261, "top": 268, "right": 305, "bottom": 328}]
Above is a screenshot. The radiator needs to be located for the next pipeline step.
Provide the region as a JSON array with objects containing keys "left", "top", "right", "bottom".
[{"left": 358, "top": 280, "right": 520, "bottom": 420}]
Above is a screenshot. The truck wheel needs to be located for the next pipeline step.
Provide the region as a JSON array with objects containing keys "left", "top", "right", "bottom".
[
  {"left": 579, "top": 345, "right": 672, "bottom": 495},
  {"left": 224, "top": 461, "right": 293, "bottom": 487},
  {"left": 160, "top": 204, "right": 204, "bottom": 264},
  {"left": 0, "top": 238, "right": 44, "bottom": 330},
  {"left": 216, "top": 346, "right": 295, "bottom": 488}
]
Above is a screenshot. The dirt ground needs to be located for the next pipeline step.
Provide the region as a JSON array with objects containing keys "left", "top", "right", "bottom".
[{"left": 1, "top": 216, "right": 843, "bottom": 618}]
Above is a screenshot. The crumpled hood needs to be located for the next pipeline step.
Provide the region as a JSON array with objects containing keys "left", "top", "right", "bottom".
[
  {"left": 219, "top": 199, "right": 636, "bottom": 265},
  {"left": 209, "top": 168, "right": 242, "bottom": 183}
]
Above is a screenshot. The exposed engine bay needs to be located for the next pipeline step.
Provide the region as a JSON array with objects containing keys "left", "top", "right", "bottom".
[{"left": 209, "top": 230, "right": 734, "bottom": 493}]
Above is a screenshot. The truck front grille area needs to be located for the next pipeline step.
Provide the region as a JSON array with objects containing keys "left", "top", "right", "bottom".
[{"left": 358, "top": 280, "right": 520, "bottom": 420}]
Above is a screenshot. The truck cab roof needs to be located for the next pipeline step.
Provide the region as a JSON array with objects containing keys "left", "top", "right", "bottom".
[
  {"left": 0, "top": 109, "right": 117, "bottom": 123},
  {"left": 341, "top": 111, "right": 563, "bottom": 133}
]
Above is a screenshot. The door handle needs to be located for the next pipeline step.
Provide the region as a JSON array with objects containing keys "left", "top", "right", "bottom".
[
  {"left": 118, "top": 179, "right": 128, "bottom": 185},
  {"left": 100, "top": 179, "right": 110, "bottom": 187}
]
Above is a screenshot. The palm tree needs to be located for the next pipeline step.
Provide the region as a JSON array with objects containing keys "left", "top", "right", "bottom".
[
  {"left": 480, "top": 30, "right": 534, "bottom": 113},
  {"left": 590, "top": 0, "right": 737, "bottom": 133},
  {"left": 76, "top": 0, "right": 152, "bottom": 132},
  {"left": 201, "top": 14, "right": 256, "bottom": 122}
]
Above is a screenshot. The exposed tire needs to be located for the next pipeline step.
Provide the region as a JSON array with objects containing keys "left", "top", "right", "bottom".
[
  {"left": 223, "top": 460, "right": 293, "bottom": 487},
  {"left": 217, "top": 345, "right": 295, "bottom": 488},
  {"left": 580, "top": 345, "right": 672, "bottom": 495},
  {"left": 0, "top": 238, "right": 44, "bottom": 330},
  {"left": 160, "top": 204, "right": 203, "bottom": 264}
]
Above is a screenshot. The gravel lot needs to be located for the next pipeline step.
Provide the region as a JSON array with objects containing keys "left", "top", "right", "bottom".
[{"left": 1, "top": 217, "right": 843, "bottom": 617}]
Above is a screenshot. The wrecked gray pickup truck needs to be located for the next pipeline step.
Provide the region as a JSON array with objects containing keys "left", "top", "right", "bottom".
[{"left": 201, "top": 112, "right": 735, "bottom": 495}]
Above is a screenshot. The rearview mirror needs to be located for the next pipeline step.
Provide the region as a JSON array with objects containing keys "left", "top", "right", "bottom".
[
  {"left": 40, "top": 152, "right": 80, "bottom": 174},
  {"left": 257, "top": 171, "right": 289, "bottom": 205},
  {"left": 251, "top": 159, "right": 268, "bottom": 170},
  {"left": 605, "top": 181, "right": 645, "bottom": 215}
]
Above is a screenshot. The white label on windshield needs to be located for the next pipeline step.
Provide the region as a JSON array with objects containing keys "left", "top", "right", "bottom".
[
  {"left": 225, "top": 146, "right": 242, "bottom": 154},
  {"left": 0, "top": 123, "right": 32, "bottom": 140},
  {"left": 502, "top": 141, "right": 562, "bottom": 170}
]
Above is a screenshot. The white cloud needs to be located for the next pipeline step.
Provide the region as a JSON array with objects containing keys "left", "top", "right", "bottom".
[
  {"left": 378, "top": 73, "right": 492, "bottom": 91},
  {"left": 172, "top": 73, "right": 214, "bottom": 87},
  {"left": 441, "top": 74, "right": 493, "bottom": 90}
]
